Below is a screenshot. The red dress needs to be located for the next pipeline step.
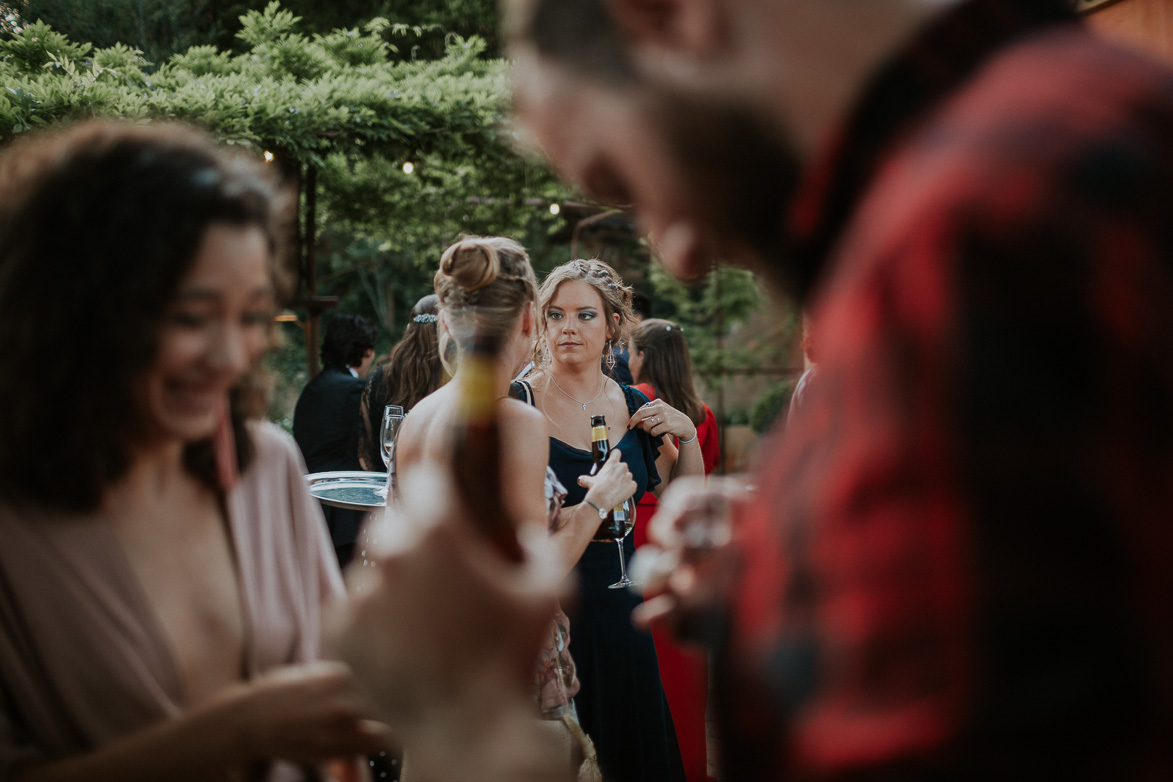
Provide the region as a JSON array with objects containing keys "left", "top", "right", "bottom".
[{"left": 634, "top": 384, "right": 719, "bottom": 782}]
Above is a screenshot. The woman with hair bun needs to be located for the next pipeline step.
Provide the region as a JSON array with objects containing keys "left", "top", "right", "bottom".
[
  {"left": 394, "top": 237, "right": 636, "bottom": 775},
  {"left": 512, "top": 259, "right": 703, "bottom": 782},
  {"left": 357, "top": 293, "right": 444, "bottom": 472}
]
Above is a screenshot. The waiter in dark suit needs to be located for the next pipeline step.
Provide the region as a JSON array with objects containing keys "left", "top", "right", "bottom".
[{"left": 293, "top": 313, "right": 377, "bottom": 569}]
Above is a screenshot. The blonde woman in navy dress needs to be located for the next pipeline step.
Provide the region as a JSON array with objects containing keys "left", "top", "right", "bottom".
[{"left": 511, "top": 259, "right": 704, "bottom": 782}]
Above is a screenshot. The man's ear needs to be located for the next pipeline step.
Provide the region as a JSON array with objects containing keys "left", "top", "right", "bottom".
[{"left": 607, "top": 0, "right": 723, "bottom": 57}]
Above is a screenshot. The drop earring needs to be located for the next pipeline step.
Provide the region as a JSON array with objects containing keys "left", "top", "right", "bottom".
[
  {"left": 213, "top": 395, "right": 239, "bottom": 491},
  {"left": 605, "top": 340, "right": 617, "bottom": 371}
]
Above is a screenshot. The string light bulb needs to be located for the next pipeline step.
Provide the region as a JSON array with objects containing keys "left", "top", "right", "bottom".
[
  {"left": 549, "top": 203, "right": 561, "bottom": 216},
  {"left": 402, "top": 161, "right": 415, "bottom": 175},
  {"left": 263, "top": 150, "right": 274, "bottom": 163}
]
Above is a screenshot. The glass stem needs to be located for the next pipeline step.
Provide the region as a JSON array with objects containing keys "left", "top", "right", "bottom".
[{"left": 616, "top": 539, "right": 628, "bottom": 580}]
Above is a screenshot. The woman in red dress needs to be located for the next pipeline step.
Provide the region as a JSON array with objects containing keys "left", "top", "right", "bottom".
[{"left": 629, "top": 318, "right": 719, "bottom": 782}]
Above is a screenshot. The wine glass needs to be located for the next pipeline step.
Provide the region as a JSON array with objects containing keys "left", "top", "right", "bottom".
[
  {"left": 379, "top": 405, "right": 404, "bottom": 496},
  {"left": 608, "top": 499, "right": 638, "bottom": 589}
]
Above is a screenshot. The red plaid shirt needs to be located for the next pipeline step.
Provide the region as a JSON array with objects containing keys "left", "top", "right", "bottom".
[{"left": 722, "top": 1, "right": 1173, "bottom": 778}]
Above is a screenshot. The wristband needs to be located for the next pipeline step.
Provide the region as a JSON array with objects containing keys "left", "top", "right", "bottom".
[{"left": 678, "top": 430, "right": 698, "bottom": 445}]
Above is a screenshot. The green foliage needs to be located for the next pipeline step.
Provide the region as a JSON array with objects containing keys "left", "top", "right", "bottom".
[
  {"left": 3, "top": 0, "right": 500, "bottom": 64},
  {"left": 750, "top": 380, "right": 794, "bottom": 434},
  {"left": 0, "top": 5, "right": 514, "bottom": 166},
  {"left": 646, "top": 262, "right": 771, "bottom": 376},
  {"left": 168, "top": 44, "right": 234, "bottom": 76},
  {"left": 0, "top": 19, "right": 91, "bottom": 73},
  {"left": 14, "top": 0, "right": 203, "bottom": 64},
  {"left": 236, "top": 1, "right": 300, "bottom": 47},
  {"left": 0, "top": 3, "right": 575, "bottom": 410},
  {"left": 0, "top": 2, "right": 782, "bottom": 420}
]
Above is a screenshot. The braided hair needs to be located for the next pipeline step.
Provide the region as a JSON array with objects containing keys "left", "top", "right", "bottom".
[{"left": 534, "top": 258, "right": 634, "bottom": 370}]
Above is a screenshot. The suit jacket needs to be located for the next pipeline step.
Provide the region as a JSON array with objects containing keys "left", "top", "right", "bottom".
[{"left": 292, "top": 366, "right": 367, "bottom": 553}]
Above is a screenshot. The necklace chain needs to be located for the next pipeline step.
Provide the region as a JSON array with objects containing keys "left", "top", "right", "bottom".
[{"left": 549, "top": 373, "right": 606, "bottom": 411}]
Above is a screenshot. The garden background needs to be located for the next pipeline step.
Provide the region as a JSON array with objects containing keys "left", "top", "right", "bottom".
[{"left": 0, "top": 0, "right": 807, "bottom": 472}]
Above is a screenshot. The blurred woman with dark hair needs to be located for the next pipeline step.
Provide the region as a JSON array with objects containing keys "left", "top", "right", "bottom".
[
  {"left": 629, "top": 318, "right": 720, "bottom": 475},
  {"left": 357, "top": 294, "right": 444, "bottom": 471},
  {"left": 0, "top": 122, "right": 385, "bottom": 780},
  {"left": 627, "top": 317, "right": 719, "bottom": 782}
]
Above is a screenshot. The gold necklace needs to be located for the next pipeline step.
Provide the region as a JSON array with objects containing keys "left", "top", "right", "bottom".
[{"left": 549, "top": 373, "right": 606, "bottom": 411}]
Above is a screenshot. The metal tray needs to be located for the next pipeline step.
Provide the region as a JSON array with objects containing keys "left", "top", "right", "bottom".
[{"left": 305, "top": 471, "right": 388, "bottom": 510}]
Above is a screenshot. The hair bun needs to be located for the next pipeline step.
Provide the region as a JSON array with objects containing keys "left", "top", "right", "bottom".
[{"left": 440, "top": 239, "right": 500, "bottom": 291}]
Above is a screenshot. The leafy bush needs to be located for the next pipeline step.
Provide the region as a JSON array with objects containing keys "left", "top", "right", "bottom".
[{"left": 750, "top": 380, "right": 795, "bottom": 434}]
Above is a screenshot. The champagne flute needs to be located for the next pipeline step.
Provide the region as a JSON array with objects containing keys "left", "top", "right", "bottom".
[
  {"left": 607, "top": 499, "right": 638, "bottom": 589},
  {"left": 379, "top": 405, "right": 404, "bottom": 496}
]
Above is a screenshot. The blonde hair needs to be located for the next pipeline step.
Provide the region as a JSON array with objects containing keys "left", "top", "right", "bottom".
[
  {"left": 434, "top": 236, "right": 538, "bottom": 373},
  {"left": 534, "top": 258, "right": 633, "bottom": 369}
]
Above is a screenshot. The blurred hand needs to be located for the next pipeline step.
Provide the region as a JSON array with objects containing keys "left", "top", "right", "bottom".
[
  {"left": 226, "top": 660, "right": 390, "bottom": 764},
  {"left": 578, "top": 449, "right": 636, "bottom": 512},
  {"left": 328, "top": 463, "right": 560, "bottom": 747},
  {"left": 631, "top": 476, "right": 749, "bottom": 645}
]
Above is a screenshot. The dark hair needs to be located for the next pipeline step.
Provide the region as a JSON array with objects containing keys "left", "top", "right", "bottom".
[
  {"left": 321, "top": 313, "right": 377, "bottom": 370},
  {"left": 358, "top": 295, "right": 445, "bottom": 469},
  {"left": 631, "top": 290, "right": 654, "bottom": 320},
  {"left": 434, "top": 235, "right": 538, "bottom": 373},
  {"left": 504, "top": 0, "right": 636, "bottom": 85},
  {"left": 631, "top": 318, "right": 706, "bottom": 426},
  {"left": 0, "top": 121, "right": 287, "bottom": 511},
  {"left": 382, "top": 294, "right": 443, "bottom": 410}
]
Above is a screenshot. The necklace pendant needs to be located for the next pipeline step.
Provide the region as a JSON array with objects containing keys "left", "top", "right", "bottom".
[{"left": 581, "top": 403, "right": 587, "bottom": 411}]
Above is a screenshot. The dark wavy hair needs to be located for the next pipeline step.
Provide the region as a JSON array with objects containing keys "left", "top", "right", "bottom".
[
  {"left": 382, "top": 294, "right": 443, "bottom": 410},
  {"left": 0, "top": 121, "right": 288, "bottom": 511},
  {"left": 357, "top": 295, "right": 445, "bottom": 469},
  {"left": 321, "top": 313, "right": 377, "bottom": 370},
  {"left": 631, "top": 318, "right": 706, "bottom": 426}
]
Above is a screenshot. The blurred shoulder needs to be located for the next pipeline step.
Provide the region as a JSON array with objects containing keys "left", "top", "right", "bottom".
[{"left": 246, "top": 420, "right": 306, "bottom": 475}]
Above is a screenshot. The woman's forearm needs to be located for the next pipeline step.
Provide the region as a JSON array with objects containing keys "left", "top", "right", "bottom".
[
  {"left": 549, "top": 502, "right": 603, "bottom": 576},
  {"left": 14, "top": 693, "right": 252, "bottom": 782},
  {"left": 670, "top": 438, "right": 705, "bottom": 482}
]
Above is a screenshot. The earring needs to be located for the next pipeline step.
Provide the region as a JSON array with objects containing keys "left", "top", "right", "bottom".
[
  {"left": 605, "top": 340, "right": 617, "bottom": 371},
  {"left": 213, "top": 395, "right": 239, "bottom": 491}
]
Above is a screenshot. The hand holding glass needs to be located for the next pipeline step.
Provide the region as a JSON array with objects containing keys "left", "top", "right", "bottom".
[{"left": 592, "top": 499, "right": 638, "bottom": 589}]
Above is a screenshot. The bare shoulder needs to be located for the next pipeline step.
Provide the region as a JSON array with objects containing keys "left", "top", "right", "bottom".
[
  {"left": 498, "top": 397, "right": 547, "bottom": 440},
  {"left": 396, "top": 386, "right": 453, "bottom": 470}
]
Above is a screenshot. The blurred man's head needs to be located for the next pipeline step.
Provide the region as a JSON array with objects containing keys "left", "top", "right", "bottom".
[
  {"left": 513, "top": 56, "right": 800, "bottom": 288},
  {"left": 322, "top": 314, "right": 377, "bottom": 374},
  {"left": 506, "top": 0, "right": 954, "bottom": 297}
]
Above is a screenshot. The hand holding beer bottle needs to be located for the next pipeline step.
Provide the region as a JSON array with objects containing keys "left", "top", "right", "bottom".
[{"left": 585, "top": 414, "right": 638, "bottom": 588}]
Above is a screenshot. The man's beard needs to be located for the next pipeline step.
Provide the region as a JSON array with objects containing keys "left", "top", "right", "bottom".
[{"left": 649, "top": 89, "right": 814, "bottom": 301}]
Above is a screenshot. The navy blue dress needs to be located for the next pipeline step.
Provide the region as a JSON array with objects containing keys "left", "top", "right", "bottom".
[{"left": 511, "top": 381, "right": 685, "bottom": 782}]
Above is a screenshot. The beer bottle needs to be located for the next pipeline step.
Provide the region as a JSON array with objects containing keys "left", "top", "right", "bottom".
[
  {"left": 588, "top": 414, "right": 631, "bottom": 541},
  {"left": 452, "top": 329, "right": 524, "bottom": 562}
]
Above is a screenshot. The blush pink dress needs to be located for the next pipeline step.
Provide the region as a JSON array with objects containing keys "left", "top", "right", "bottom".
[{"left": 0, "top": 423, "right": 343, "bottom": 781}]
